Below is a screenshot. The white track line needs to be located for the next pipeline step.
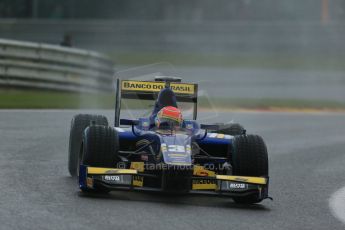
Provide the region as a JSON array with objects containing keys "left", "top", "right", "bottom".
[{"left": 329, "top": 186, "right": 345, "bottom": 225}]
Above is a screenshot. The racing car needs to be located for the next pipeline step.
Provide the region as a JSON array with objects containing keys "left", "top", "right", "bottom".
[{"left": 68, "top": 77, "right": 270, "bottom": 204}]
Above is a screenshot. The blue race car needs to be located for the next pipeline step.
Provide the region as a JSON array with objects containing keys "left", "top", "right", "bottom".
[{"left": 68, "top": 77, "right": 270, "bottom": 204}]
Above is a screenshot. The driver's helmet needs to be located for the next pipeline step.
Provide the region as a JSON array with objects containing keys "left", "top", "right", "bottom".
[{"left": 155, "top": 106, "right": 183, "bottom": 129}]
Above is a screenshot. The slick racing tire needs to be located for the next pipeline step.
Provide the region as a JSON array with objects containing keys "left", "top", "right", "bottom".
[
  {"left": 68, "top": 114, "right": 108, "bottom": 177},
  {"left": 217, "top": 123, "right": 245, "bottom": 136},
  {"left": 231, "top": 135, "right": 268, "bottom": 204},
  {"left": 82, "top": 125, "right": 119, "bottom": 167},
  {"left": 80, "top": 125, "right": 119, "bottom": 193}
]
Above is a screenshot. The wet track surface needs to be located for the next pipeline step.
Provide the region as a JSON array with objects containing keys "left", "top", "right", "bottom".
[{"left": 0, "top": 110, "right": 345, "bottom": 230}]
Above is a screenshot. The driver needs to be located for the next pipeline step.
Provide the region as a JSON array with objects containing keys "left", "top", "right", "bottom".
[{"left": 154, "top": 106, "right": 183, "bottom": 130}]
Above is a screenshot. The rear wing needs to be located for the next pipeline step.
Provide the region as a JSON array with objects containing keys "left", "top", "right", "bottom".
[{"left": 114, "top": 79, "right": 198, "bottom": 126}]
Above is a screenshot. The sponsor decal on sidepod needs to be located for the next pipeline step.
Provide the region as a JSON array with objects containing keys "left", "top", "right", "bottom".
[{"left": 104, "top": 175, "right": 120, "bottom": 181}]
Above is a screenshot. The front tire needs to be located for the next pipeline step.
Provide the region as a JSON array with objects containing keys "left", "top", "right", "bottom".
[
  {"left": 231, "top": 134, "right": 268, "bottom": 204},
  {"left": 82, "top": 125, "right": 119, "bottom": 167},
  {"left": 68, "top": 114, "right": 108, "bottom": 177},
  {"left": 80, "top": 125, "right": 119, "bottom": 193}
]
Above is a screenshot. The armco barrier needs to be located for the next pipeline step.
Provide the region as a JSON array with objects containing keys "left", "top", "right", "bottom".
[
  {"left": 0, "top": 38, "right": 114, "bottom": 92},
  {"left": 1, "top": 20, "right": 344, "bottom": 55}
]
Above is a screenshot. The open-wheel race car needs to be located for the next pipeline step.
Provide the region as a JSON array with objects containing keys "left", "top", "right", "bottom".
[{"left": 68, "top": 77, "right": 270, "bottom": 204}]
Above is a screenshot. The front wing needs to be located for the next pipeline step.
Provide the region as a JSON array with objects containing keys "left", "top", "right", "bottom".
[{"left": 79, "top": 165, "right": 269, "bottom": 199}]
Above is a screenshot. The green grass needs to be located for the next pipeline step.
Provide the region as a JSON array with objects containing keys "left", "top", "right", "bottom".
[
  {"left": 0, "top": 90, "right": 115, "bottom": 109},
  {"left": 1, "top": 90, "right": 345, "bottom": 111},
  {"left": 109, "top": 52, "right": 345, "bottom": 71}
]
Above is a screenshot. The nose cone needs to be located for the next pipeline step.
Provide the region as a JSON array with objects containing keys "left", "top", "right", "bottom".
[{"left": 161, "top": 165, "right": 193, "bottom": 192}]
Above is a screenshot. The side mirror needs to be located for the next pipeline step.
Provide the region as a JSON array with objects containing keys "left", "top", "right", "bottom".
[
  {"left": 200, "top": 124, "right": 220, "bottom": 131},
  {"left": 120, "top": 119, "right": 139, "bottom": 126}
]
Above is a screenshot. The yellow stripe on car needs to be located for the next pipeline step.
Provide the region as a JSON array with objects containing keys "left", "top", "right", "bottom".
[
  {"left": 87, "top": 167, "right": 137, "bottom": 175},
  {"left": 193, "top": 165, "right": 216, "bottom": 177},
  {"left": 166, "top": 162, "right": 192, "bottom": 166},
  {"left": 192, "top": 178, "right": 217, "bottom": 190},
  {"left": 216, "top": 134, "right": 225, "bottom": 139},
  {"left": 130, "top": 162, "right": 145, "bottom": 172},
  {"left": 216, "top": 175, "right": 267, "bottom": 185},
  {"left": 86, "top": 177, "right": 93, "bottom": 188},
  {"left": 192, "top": 183, "right": 217, "bottom": 190},
  {"left": 132, "top": 175, "right": 144, "bottom": 187}
]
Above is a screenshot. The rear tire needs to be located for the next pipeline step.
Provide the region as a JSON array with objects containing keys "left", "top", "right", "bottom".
[
  {"left": 218, "top": 123, "right": 245, "bottom": 136},
  {"left": 68, "top": 114, "right": 108, "bottom": 177},
  {"left": 80, "top": 125, "right": 119, "bottom": 193},
  {"left": 231, "top": 134, "right": 268, "bottom": 204}
]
